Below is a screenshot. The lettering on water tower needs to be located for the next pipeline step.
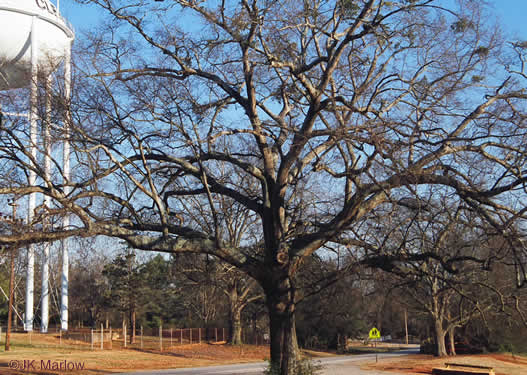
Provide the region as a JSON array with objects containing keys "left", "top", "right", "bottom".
[{"left": 35, "top": 0, "right": 58, "bottom": 16}]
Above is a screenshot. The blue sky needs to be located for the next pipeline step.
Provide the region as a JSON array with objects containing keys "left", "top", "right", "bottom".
[
  {"left": 491, "top": 0, "right": 527, "bottom": 38},
  {"left": 58, "top": 0, "right": 527, "bottom": 41}
]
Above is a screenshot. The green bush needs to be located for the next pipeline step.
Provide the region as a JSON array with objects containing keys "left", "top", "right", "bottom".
[{"left": 498, "top": 343, "right": 515, "bottom": 353}]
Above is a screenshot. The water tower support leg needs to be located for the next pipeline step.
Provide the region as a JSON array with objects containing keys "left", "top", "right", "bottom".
[
  {"left": 41, "top": 76, "right": 53, "bottom": 334},
  {"left": 25, "top": 15, "right": 39, "bottom": 333},
  {"left": 61, "top": 44, "right": 72, "bottom": 332}
]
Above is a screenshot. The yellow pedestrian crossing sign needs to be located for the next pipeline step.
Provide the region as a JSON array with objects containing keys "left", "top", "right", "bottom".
[{"left": 369, "top": 327, "right": 381, "bottom": 339}]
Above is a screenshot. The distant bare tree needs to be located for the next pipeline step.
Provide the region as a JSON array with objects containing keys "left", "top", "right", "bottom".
[
  {"left": 69, "top": 247, "right": 108, "bottom": 328},
  {"left": 363, "top": 195, "right": 525, "bottom": 356},
  {"left": 174, "top": 252, "right": 263, "bottom": 344},
  {"left": 173, "top": 175, "right": 264, "bottom": 344},
  {"left": 221, "top": 264, "right": 263, "bottom": 345}
]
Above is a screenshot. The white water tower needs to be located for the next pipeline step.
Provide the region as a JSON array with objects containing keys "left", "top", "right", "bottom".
[{"left": 0, "top": 0, "right": 74, "bottom": 333}]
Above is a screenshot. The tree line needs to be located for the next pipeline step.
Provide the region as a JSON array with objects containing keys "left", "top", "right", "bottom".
[{"left": 2, "top": 231, "right": 526, "bottom": 356}]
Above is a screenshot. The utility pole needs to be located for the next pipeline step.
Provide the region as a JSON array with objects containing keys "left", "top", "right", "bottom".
[{"left": 5, "top": 199, "right": 18, "bottom": 351}]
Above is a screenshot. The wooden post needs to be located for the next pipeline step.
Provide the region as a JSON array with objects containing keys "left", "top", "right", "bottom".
[
  {"left": 5, "top": 201, "right": 18, "bottom": 352},
  {"left": 124, "top": 322, "right": 127, "bottom": 348},
  {"left": 180, "top": 328, "right": 183, "bottom": 345},
  {"left": 190, "top": 328, "right": 192, "bottom": 344},
  {"left": 170, "top": 328, "right": 173, "bottom": 348},
  {"left": 91, "top": 329, "right": 93, "bottom": 350},
  {"left": 110, "top": 326, "right": 113, "bottom": 349},
  {"left": 159, "top": 325, "right": 163, "bottom": 351},
  {"left": 141, "top": 326, "right": 143, "bottom": 349},
  {"left": 215, "top": 328, "right": 217, "bottom": 342},
  {"left": 29, "top": 331, "right": 32, "bottom": 346},
  {"left": 199, "top": 328, "right": 201, "bottom": 344},
  {"left": 5, "top": 246, "right": 15, "bottom": 351},
  {"left": 222, "top": 328, "right": 225, "bottom": 342},
  {"left": 405, "top": 309, "right": 409, "bottom": 345},
  {"left": 5, "top": 248, "right": 14, "bottom": 350},
  {"left": 101, "top": 323, "right": 104, "bottom": 350},
  {"left": 59, "top": 329, "right": 62, "bottom": 347}
]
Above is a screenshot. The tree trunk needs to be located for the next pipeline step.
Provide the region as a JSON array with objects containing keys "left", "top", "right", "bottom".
[
  {"left": 448, "top": 327, "right": 456, "bottom": 356},
  {"left": 226, "top": 282, "right": 244, "bottom": 345},
  {"left": 337, "top": 333, "right": 348, "bottom": 353},
  {"left": 130, "top": 309, "right": 136, "bottom": 344},
  {"left": 265, "top": 275, "right": 300, "bottom": 375},
  {"left": 229, "top": 307, "right": 243, "bottom": 345},
  {"left": 434, "top": 320, "right": 448, "bottom": 357},
  {"left": 269, "top": 307, "right": 299, "bottom": 375}
]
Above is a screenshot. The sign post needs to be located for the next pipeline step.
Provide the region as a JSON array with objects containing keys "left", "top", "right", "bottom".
[{"left": 369, "top": 327, "right": 381, "bottom": 363}]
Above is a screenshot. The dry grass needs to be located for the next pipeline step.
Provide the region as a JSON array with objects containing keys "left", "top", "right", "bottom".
[
  {"left": 360, "top": 353, "right": 527, "bottom": 375},
  {"left": 0, "top": 333, "right": 270, "bottom": 375}
]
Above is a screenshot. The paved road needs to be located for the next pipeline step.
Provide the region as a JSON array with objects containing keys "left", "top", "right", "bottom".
[{"left": 116, "top": 348, "right": 420, "bottom": 375}]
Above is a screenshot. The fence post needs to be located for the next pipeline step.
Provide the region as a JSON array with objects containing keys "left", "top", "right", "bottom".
[
  {"left": 215, "top": 328, "right": 217, "bottom": 342},
  {"left": 180, "top": 328, "right": 182, "bottom": 345},
  {"left": 170, "top": 328, "right": 173, "bottom": 348},
  {"left": 222, "top": 328, "right": 225, "bottom": 342},
  {"left": 124, "top": 322, "right": 127, "bottom": 348},
  {"left": 159, "top": 325, "right": 163, "bottom": 351},
  {"left": 91, "top": 329, "right": 93, "bottom": 351},
  {"left": 199, "top": 328, "right": 201, "bottom": 344},
  {"left": 190, "top": 328, "right": 192, "bottom": 344},
  {"left": 101, "top": 323, "right": 104, "bottom": 350},
  {"left": 59, "top": 330, "right": 62, "bottom": 347},
  {"left": 110, "top": 326, "right": 113, "bottom": 349},
  {"left": 141, "top": 325, "right": 143, "bottom": 349}
]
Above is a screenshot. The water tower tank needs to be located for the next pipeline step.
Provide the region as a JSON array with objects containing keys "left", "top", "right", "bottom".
[{"left": 0, "top": 0, "right": 74, "bottom": 90}]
